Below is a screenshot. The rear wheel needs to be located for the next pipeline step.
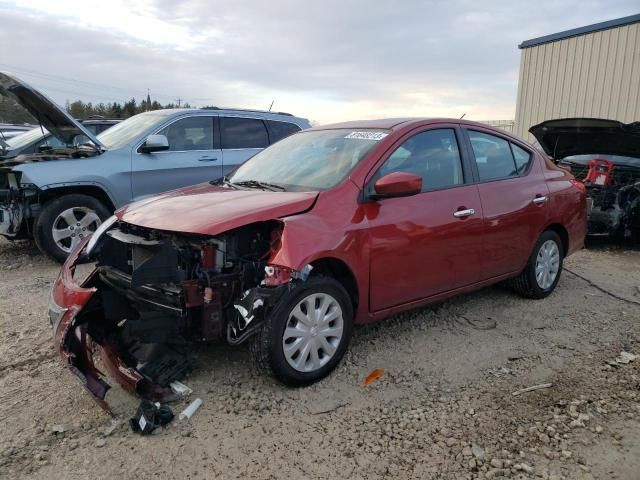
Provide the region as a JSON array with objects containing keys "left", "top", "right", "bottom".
[
  {"left": 511, "top": 230, "right": 563, "bottom": 299},
  {"left": 250, "top": 276, "right": 353, "bottom": 386},
  {"left": 34, "top": 194, "right": 110, "bottom": 262}
]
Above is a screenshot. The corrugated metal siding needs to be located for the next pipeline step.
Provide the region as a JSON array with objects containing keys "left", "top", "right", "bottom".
[{"left": 514, "top": 22, "right": 640, "bottom": 142}]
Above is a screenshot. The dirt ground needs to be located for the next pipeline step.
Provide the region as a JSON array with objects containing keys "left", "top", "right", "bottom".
[{"left": 0, "top": 237, "right": 639, "bottom": 480}]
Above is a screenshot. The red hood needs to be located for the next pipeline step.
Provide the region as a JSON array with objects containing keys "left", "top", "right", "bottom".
[{"left": 117, "top": 183, "right": 318, "bottom": 235}]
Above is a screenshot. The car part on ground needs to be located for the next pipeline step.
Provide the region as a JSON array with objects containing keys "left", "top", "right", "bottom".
[
  {"left": 0, "top": 71, "right": 310, "bottom": 260},
  {"left": 530, "top": 118, "right": 640, "bottom": 241},
  {"left": 50, "top": 118, "right": 586, "bottom": 411},
  {"left": 129, "top": 400, "right": 174, "bottom": 435}
]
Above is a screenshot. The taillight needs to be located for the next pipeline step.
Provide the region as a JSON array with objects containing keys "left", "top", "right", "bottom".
[{"left": 571, "top": 179, "right": 586, "bottom": 194}]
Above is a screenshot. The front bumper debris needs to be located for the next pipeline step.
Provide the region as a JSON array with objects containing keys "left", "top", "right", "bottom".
[{"left": 51, "top": 237, "right": 178, "bottom": 413}]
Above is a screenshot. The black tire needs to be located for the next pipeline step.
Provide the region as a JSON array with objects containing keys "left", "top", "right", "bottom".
[
  {"left": 250, "top": 276, "right": 353, "bottom": 386},
  {"left": 34, "top": 194, "right": 110, "bottom": 263},
  {"left": 510, "top": 230, "right": 564, "bottom": 299}
]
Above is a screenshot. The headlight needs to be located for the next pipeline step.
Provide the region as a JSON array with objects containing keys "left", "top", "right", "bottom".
[
  {"left": 85, "top": 215, "right": 117, "bottom": 255},
  {"left": 48, "top": 291, "right": 68, "bottom": 331}
]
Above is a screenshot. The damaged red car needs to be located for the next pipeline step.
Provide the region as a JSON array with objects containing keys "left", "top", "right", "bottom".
[{"left": 50, "top": 118, "right": 586, "bottom": 409}]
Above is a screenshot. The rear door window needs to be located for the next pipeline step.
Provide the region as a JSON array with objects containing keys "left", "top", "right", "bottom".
[
  {"left": 158, "top": 116, "right": 214, "bottom": 151},
  {"left": 220, "top": 117, "right": 268, "bottom": 149},
  {"left": 266, "top": 120, "right": 301, "bottom": 144}
]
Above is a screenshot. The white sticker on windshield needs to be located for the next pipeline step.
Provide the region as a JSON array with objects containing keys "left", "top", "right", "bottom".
[{"left": 344, "top": 131, "right": 389, "bottom": 141}]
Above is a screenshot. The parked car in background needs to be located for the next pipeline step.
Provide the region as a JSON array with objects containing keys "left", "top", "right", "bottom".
[
  {"left": 530, "top": 118, "right": 640, "bottom": 240},
  {"left": 80, "top": 116, "right": 122, "bottom": 136},
  {"left": 0, "top": 118, "right": 121, "bottom": 160},
  {"left": 50, "top": 118, "right": 586, "bottom": 409},
  {"left": 0, "top": 72, "right": 309, "bottom": 261},
  {"left": 0, "top": 122, "right": 35, "bottom": 139}
]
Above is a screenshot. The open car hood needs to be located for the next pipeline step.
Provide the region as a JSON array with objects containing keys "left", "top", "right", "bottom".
[
  {"left": 117, "top": 183, "right": 319, "bottom": 235},
  {"left": 529, "top": 118, "right": 640, "bottom": 160},
  {"left": 0, "top": 72, "right": 104, "bottom": 150}
]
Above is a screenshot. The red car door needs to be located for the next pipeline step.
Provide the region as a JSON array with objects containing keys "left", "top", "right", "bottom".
[
  {"left": 365, "top": 126, "right": 486, "bottom": 312},
  {"left": 463, "top": 128, "right": 550, "bottom": 279}
]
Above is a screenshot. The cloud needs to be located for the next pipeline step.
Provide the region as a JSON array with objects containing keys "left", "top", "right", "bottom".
[{"left": 0, "top": 0, "right": 638, "bottom": 124}]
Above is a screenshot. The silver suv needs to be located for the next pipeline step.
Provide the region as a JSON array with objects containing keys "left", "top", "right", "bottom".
[{"left": 0, "top": 72, "right": 310, "bottom": 261}]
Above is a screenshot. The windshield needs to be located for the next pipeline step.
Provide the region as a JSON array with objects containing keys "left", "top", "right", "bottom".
[
  {"left": 7, "top": 127, "right": 51, "bottom": 149},
  {"left": 563, "top": 154, "right": 640, "bottom": 167},
  {"left": 98, "top": 112, "right": 170, "bottom": 149},
  {"left": 228, "top": 129, "right": 388, "bottom": 191}
]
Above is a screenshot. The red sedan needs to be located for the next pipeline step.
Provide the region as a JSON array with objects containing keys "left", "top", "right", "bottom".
[{"left": 50, "top": 118, "right": 586, "bottom": 409}]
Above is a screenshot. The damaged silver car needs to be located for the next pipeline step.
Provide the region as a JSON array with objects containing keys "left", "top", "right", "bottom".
[{"left": 0, "top": 72, "right": 309, "bottom": 261}]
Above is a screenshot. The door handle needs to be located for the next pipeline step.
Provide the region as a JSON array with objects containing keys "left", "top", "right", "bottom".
[
  {"left": 532, "top": 195, "right": 548, "bottom": 205},
  {"left": 453, "top": 208, "right": 475, "bottom": 218},
  {"left": 198, "top": 156, "right": 218, "bottom": 162}
]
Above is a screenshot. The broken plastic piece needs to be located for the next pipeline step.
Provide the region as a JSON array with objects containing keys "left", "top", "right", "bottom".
[
  {"left": 233, "top": 290, "right": 265, "bottom": 328},
  {"left": 170, "top": 381, "right": 193, "bottom": 397},
  {"left": 615, "top": 351, "right": 637, "bottom": 364},
  {"left": 511, "top": 383, "right": 553, "bottom": 396},
  {"left": 179, "top": 398, "right": 203, "bottom": 420},
  {"left": 364, "top": 368, "right": 385, "bottom": 385},
  {"left": 204, "top": 287, "right": 214, "bottom": 303},
  {"left": 291, "top": 264, "right": 313, "bottom": 281},
  {"left": 129, "top": 400, "right": 174, "bottom": 435}
]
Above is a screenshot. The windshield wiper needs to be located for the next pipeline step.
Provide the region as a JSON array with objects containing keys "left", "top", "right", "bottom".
[
  {"left": 210, "top": 176, "right": 240, "bottom": 189},
  {"left": 232, "top": 180, "right": 286, "bottom": 192}
]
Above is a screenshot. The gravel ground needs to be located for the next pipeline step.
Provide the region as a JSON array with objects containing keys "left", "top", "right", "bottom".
[{"left": 0, "top": 237, "right": 639, "bottom": 479}]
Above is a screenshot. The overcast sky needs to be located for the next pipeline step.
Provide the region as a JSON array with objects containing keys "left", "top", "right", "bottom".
[{"left": 0, "top": 1, "right": 638, "bottom": 124}]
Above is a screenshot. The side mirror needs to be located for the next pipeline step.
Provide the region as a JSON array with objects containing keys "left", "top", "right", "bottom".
[
  {"left": 140, "top": 134, "right": 169, "bottom": 153},
  {"left": 372, "top": 172, "right": 422, "bottom": 199}
]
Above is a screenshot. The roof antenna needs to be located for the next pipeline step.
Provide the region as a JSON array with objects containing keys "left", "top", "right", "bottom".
[
  {"left": 459, "top": 113, "right": 466, "bottom": 119},
  {"left": 268, "top": 100, "right": 274, "bottom": 112}
]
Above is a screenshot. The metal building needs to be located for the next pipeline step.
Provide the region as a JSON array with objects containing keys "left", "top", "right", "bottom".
[{"left": 514, "top": 13, "right": 640, "bottom": 142}]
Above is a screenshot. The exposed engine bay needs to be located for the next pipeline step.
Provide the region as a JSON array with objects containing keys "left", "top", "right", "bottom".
[
  {"left": 560, "top": 158, "right": 640, "bottom": 239},
  {"left": 1, "top": 148, "right": 100, "bottom": 238},
  {"left": 0, "top": 170, "right": 28, "bottom": 237},
  {"left": 74, "top": 219, "right": 303, "bottom": 395}
]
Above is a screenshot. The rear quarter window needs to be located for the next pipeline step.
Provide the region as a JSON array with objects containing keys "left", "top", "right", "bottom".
[
  {"left": 511, "top": 143, "right": 532, "bottom": 174},
  {"left": 266, "top": 120, "right": 301, "bottom": 144}
]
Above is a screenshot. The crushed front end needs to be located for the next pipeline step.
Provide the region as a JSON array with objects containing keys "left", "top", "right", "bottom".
[
  {"left": 51, "top": 218, "right": 297, "bottom": 411},
  {"left": 0, "top": 169, "right": 33, "bottom": 239}
]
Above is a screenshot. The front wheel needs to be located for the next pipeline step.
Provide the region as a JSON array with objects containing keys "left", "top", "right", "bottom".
[
  {"left": 510, "top": 230, "right": 564, "bottom": 299},
  {"left": 34, "top": 194, "right": 110, "bottom": 263},
  {"left": 250, "top": 276, "right": 353, "bottom": 386}
]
